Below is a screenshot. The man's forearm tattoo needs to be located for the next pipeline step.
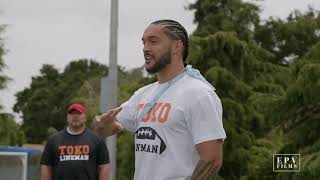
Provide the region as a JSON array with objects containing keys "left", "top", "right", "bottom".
[{"left": 190, "top": 160, "right": 220, "bottom": 180}]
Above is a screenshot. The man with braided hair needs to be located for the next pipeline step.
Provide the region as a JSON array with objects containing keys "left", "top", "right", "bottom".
[{"left": 94, "top": 19, "right": 226, "bottom": 180}]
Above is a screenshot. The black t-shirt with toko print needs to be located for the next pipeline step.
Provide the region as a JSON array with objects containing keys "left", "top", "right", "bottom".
[{"left": 40, "top": 128, "right": 109, "bottom": 180}]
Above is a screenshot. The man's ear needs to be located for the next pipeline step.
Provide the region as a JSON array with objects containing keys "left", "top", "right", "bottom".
[{"left": 172, "top": 40, "right": 183, "bottom": 55}]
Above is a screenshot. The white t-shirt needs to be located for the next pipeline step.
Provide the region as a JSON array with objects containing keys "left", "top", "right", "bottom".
[{"left": 117, "top": 75, "right": 226, "bottom": 180}]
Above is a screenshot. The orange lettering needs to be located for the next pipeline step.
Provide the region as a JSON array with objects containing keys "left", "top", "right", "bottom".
[
  {"left": 58, "top": 146, "right": 66, "bottom": 155},
  {"left": 151, "top": 103, "right": 163, "bottom": 122},
  {"left": 67, "top": 146, "right": 74, "bottom": 154},
  {"left": 82, "top": 145, "right": 90, "bottom": 154},
  {"left": 74, "top": 146, "right": 82, "bottom": 155},
  {"left": 158, "top": 103, "right": 171, "bottom": 123},
  {"left": 135, "top": 104, "right": 144, "bottom": 120},
  {"left": 142, "top": 110, "right": 152, "bottom": 122}
]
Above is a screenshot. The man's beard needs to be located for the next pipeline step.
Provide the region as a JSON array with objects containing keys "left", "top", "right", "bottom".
[
  {"left": 69, "top": 121, "right": 85, "bottom": 129},
  {"left": 146, "top": 50, "right": 172, "bottom": 74},
  {"left": 68, "top": 118, "right": 85, "bottom": 129}
]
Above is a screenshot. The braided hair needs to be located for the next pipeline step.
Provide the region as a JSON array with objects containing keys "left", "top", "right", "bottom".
[{"left": 151, "top": 19, "right": 189, "bottom": 67}]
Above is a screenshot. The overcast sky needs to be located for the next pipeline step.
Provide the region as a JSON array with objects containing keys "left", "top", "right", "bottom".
[{"left": 1, "top": 0, "right": 320, "bottom": 121}]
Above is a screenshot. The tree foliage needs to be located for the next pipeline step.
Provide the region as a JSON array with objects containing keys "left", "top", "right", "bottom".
[
  {"left": 190, "top": 0, "right": 260, "bottom": 41},
  {"left": 0, "top": 24, "right": 25, "bottom": 146},
  {"left": 0, "top": 25, "right": 11, "bottom": 105},
  {"left": 14, "top": 59, "right": 108, "bottom": 143},
  {"left": 188, "top": 0, "right": 320, "bottom": 179},
  {"left": 255, "top": 8, "right": 320, "bottom": 64},
  {"left": 0, "top": 113, "right": 25, "bottom": 146}
]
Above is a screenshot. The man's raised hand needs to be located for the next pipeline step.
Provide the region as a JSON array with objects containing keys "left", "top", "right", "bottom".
[{"left": 93, "top": 107, "right": 124, "bottom": 138}]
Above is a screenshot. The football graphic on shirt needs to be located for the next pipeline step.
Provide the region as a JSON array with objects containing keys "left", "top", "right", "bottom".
[{"left": 135, "top": 127, "right": 166, "bottom": 154}]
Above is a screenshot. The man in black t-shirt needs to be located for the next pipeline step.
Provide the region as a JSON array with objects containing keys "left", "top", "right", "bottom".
[{"left": 41, "top": 103, "right": 110, "bottom": 180}]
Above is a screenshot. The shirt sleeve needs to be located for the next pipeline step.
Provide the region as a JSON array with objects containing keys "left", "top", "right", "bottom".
[
  {"left": 40, "top": 138, "right": 54, "bottom": 166},
  {"left": 186, "top": 91, "right": 226, "bottom": 145},
  {"left": 116, "top": 94, "right": 138, "bottom": 132},
  {"left": 96, "top": 138, "right": 110, "bottom": 165}
]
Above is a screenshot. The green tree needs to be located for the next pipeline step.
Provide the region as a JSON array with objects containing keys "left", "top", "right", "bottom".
[
  {"left": 188, "top": 0, "right": 290, "bottom": 179},
  {"left": 255, "top": 8, "right": 320, "bottom": 64},
  {"left": 0, "top": 24, "right": 25, "bottom": 145},
  {"left": 0, "top": 25, "right": 11, "bottom": 104},
  {"left": 0, "top": 113, "right": 25, "bottom": 146},
  {"left": 189, "top": 0, "right": 260, "bottom": 41},
  {"left": 0, "top": 26, "right": 7, "bottom": 82},
  {"left": 14, "top": 59, "right": 108, "bottom": 143}
]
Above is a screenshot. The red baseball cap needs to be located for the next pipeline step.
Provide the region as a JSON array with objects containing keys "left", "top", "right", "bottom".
[{"left": 68, "top": 103, "right": 86, "bottom": 113}]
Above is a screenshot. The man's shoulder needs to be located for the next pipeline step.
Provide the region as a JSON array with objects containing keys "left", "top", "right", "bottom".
[
  {"left": 133, "top": 82, "right": 157, "bottom": 95},
  {"left": 84, "top": 128, "right": 98, "bottom": 137},
  {"left": 180, "top": 76, "right": 215, "bottom": 94},
  {"left": 48, "top": 129, "right": 66, "bottom": 140},
  {"left": 45, "top": 129, "right": 66, "bottom": 145},
  {"left": 83, "top": 128, "right": 104, "bottom": 141}
]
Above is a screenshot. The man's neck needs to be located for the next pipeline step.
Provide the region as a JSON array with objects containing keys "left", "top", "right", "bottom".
[
  {"left": 67, "top": 126, "right": 86, "bottom": 135},
  {"left": 157, "top": 61, "right": 185, "bottom": 83}
]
